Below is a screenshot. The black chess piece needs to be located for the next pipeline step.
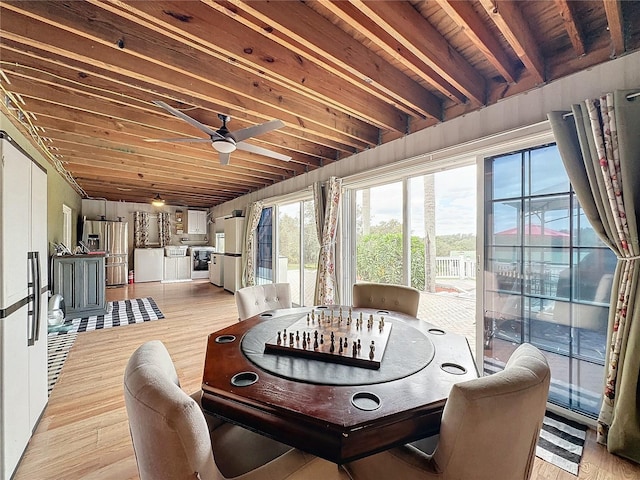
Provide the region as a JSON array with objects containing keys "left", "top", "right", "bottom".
[{"left": 277, "top": 331, "right": 281, "bottom": 345}]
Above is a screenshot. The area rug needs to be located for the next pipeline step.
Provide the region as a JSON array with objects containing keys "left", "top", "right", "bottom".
[
  {"left": 484, "top": 357, "right": 588, "bottom": 475},
  {"left": 47, "top": 297, "right": 164, "bottom": 395},
  {"left": 536, "top": 410, "right": 588, "bottom": 475}
]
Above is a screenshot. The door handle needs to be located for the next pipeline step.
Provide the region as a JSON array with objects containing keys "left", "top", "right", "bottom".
[
  {"left": 33, "top": 251, "right": 41, "bottom": 342},
  {"left": 27, "top": 252, "right": 37, "bottom": 346}
]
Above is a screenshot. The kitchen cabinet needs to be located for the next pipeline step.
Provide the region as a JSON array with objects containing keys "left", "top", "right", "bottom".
[
  {"left": 163, "top": 256, "right": 191, "bottom": 282},
  {"left": 223, "top": 254, "right": 242, "bottom": 293},
  {"left": 187, "top": 210, "right": 207, "bottom": 234},
  {"left": 0, "top": 132, "right": 48, "bottom": 480},
  {"left": 224, "top": 217, "right": 245, "bottom": 255},
  {"left": 52, "top": 255, "right": 107, "bottom": 318}
]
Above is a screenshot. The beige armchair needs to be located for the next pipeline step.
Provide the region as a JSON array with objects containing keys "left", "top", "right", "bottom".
[
  {"left": 352, "top": 282, "right": 420, "bottom": 317},
  {"left": 235, "top": 283, "right": 292, "bottom": 321},
  {"left": 344, "top": 343, "right": 551, "bottom": 480},
  {"left": 124, "top": 340, "right": 347, "bottom": 480}
]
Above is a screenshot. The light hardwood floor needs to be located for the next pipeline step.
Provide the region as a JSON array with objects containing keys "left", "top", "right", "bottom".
[{"left": 15, "top": 280, "right": 640, "bottom": 479}]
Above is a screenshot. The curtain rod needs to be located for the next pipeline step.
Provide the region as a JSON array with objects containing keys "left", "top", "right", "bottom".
[{"left": 562, "top": 90, "right": 639, "bottom": 118}]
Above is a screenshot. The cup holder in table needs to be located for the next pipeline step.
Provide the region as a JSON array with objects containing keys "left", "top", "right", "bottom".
[
  {"left": 440, "top": 363, "right": 467, "bottom": 375},
  {"left": 351, "top": 391, "right": 381, "bottom": 411},
  {"left": 376, "top": 310, "right": 390, "bottom": 315},
  {"left": 259, "top": 313, "right": 273, "bottom": 318},
  {"left": 215, "top": 334, "right": 236, "bottom": 344},
  {"left": 231, "top": 371, "right": 259, "bottom": 387},
  {"left": 428, "top": 328, "right": 446, "bottom": 335}
]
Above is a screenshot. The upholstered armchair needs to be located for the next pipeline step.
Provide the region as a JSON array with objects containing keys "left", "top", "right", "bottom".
[
  {"left": 343, "top": 343, "right": 551, "bottom": 480},
  {"left": 124, "top": 340, "right": 347, "bottom": 480},
  {"left": 352, "top": 282, "right": 421, "bottom": 317},
  {"left": 235, "top": 283, "right": 292, "bottom": 321}
]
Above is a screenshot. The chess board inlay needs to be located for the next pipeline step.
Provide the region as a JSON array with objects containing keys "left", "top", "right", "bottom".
[{"left": 263, "top": 309, "right": 392, "bottom": 369}]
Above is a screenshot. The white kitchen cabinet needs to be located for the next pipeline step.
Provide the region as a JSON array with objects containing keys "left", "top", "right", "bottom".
[
  {"left": 224, "top": 217, "right": 245, "bottom": 255},
  {"left": 0, "top": 132, "right": 48, "bottom": 480},
  {"left": 163, "top": 256, "right": 191, "bottom": 282},
  {"left": 223, "top": 255, "right": 242, "bottom": 293},
  {"left": 187, "top": 210, "right": 207, "bottom": 234}
]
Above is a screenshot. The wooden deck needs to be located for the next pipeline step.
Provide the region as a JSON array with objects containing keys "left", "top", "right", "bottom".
[{"left": 14, "top": 280, "right": 640, "bottom": 479}]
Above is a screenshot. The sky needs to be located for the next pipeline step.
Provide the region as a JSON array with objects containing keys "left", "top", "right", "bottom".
[{"left": 363, "top": 164, "right": 477, "bottom": 237}]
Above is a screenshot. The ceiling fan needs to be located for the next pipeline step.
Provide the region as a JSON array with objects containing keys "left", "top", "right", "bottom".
[{"left": 147, "top": 100, "right": 291, "bottom": 165}]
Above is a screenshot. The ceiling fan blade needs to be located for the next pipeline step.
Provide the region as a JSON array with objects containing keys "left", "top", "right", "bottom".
[
  {"left": 236, "top": 141, "right": 291, "bottom": 162},
  {"left": 144, "top": 137, "right": 212, "bottom": 143},
  {"left": 152, "top": 100, "right": 222, "bottom": 139},
  {"left": 232, "top": 119, "right": 285, "bottom": 142},
  {"left": 218, "top": 153, "right": 231, "bottom": 166}
]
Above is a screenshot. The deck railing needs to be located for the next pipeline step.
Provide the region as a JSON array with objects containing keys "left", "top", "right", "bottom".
[{"left": 436, "top": 256, "right": 476, "bottom": 279}]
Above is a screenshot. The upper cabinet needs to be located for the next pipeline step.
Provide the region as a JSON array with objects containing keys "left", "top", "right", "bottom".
[{"left": 187, "top": 210, "right": 207, "bottom": 234}]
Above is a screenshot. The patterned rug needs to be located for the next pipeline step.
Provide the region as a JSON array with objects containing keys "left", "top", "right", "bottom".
[
  {"left": 537, "top": 411, "right": 588, "bottom": 475},
  {"left": 47, "top": 297, "right": 164, "bottom": 395}
]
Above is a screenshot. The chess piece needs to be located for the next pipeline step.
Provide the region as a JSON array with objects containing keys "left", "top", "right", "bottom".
[
  {"left": 357, "top": 339, "right": 361, "bottom": 351},
  {"left": 369, "top": 340, "right": 375, "bottom": 360},
  {"left": 307, "top": 313, "right": 310, "bottom": 325},
  {"left": 296, "top": 330, "right": 300, "bottom": 343},
  {"left": 330, "top": 339, "right": 335, "bottom": 353},
  {"left": 302, "top": 335, "right": 307, "bottom": 349},
  {"left": 352, "top": 341, "right": 358, "bottom": 356},
  {"left": 289, "top": 332, "right": 294, "bottom": 346},
  {"left": 339, "top": 339, "right": 343, "bottom": 354},
  {"left": 277, "top": 331, "right": 282, "bottom": 345},
  {"left": 320, "top": 333, "right": 324, "bottom": 344}
]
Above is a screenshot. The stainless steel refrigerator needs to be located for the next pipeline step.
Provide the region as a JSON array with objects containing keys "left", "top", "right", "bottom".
[{"left": 82, "top": 220, "right": 129, "bottom": 286}]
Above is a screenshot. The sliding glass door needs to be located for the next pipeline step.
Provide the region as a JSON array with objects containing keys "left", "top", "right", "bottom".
[{"left": 483, "top": 144, "right": 613, "bottom": 417}]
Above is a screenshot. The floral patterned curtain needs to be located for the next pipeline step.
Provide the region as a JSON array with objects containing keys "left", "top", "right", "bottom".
[
  {"left": 133, "top": 211, "right": 150, "bottom": 248},
  {"left": 158, "top": 212, "right": 171, "bottom": 247},
  {"left": 548, "top": 90, "right": 640, "bottom": 462},
  {"left": 314, "top": 177, "right": 342, "bottom": 305},
  {"left": 242, "top": 201, "right": 263, "bottom": 287}
]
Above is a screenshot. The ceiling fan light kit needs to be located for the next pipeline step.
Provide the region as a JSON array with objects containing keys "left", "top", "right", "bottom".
[
  {"left": 150, "top": 100, "right": 288, "bottom": 165},
  {"left": 212, "top": 138, "right": 236, "bottom": 154}
]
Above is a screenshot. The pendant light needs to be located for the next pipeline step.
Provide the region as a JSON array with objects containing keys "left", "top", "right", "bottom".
[{"left": 151, "top": 193, "right": 165, "bottom": 207}]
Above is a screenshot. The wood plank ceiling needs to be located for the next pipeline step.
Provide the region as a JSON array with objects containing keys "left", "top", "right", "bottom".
[{"left": 1, "top": 1, "right": 639, "bottom": 208}]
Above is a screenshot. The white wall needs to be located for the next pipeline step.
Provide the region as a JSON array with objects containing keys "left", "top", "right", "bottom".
[{"left": 211, "top": 50, "right": 640, "bottom": 216}]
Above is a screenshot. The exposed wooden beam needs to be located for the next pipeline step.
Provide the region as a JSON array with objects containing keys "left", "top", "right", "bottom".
[
  {"left": 349, "top": 0, "right": 487, "bottom": 105},
  {"left": 97, "top": 0, "right": 411, "bottom": 131},
  {"left": 603, "top": 0, "right": 625, "bottom": 56},
  {"left": 553, "top": 0, "right": 586, "bottom": 57},
  {"left": 435, "top": 0, "right": 519, "bottom": 84},
  {"left": 318, "top": 0, "right": 465, "bottom": 104},
  {"left": 0, "top": 41, "right": 349, "bottom": 157},
  {"left": 477, "top": 0, "right": 545, "bottom": 84},
  {"left": 222, "top": 0, "right": 443, "bottom": 120},
  {"left": 1, "top": 1, "right": 379, "bottom": 146}
]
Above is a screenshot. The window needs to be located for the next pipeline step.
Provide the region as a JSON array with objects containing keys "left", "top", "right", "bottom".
[
  {"left": 256, "top": 207, "right": 273, "bottom": 284},
  {"left": 484, "top": 144, "right": 614, "bottom": 417},
  {"left": 277, "top": 201, "right": 319, "bottom": 306},
  {"left": 355, "top": 182, "right": 404, "bottom": 284}
]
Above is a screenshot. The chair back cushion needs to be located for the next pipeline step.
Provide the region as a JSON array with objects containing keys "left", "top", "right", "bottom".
[
  {"left": 235, "top": 283, "right": 292, "bottom": 320},
  {"left": 124, "top": 341, "right": 219, "bottom": 480},
  {"left": 352, "top": 282, "right": 420, "bottom": 317},
  {"left": 431, "top": 343, "right": 551, "bottom": 480}
]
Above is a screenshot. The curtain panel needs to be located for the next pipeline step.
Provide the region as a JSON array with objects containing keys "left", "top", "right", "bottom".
[
  {"left": 242, "top": 201, "right": 263, "bottom": 288},
  {"left": 158, "top": 212, "right": 171, "bottom": 247},
  {"left": 133, "top": 211, "right": 150, "bottom": 248},
  {"left": 548, "top": 89, "right": 640, "bottom": 463},
  {"left": 314, "top": 177, "right": 342, "bottom": 305}
]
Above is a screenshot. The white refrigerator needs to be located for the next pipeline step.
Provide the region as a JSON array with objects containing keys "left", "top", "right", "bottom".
[
  {"left": 223, "top": 217, "right": 245, "bottom": 293},
  {"left": 0, "top": 132, "right": 48, "bottom": 480}
]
